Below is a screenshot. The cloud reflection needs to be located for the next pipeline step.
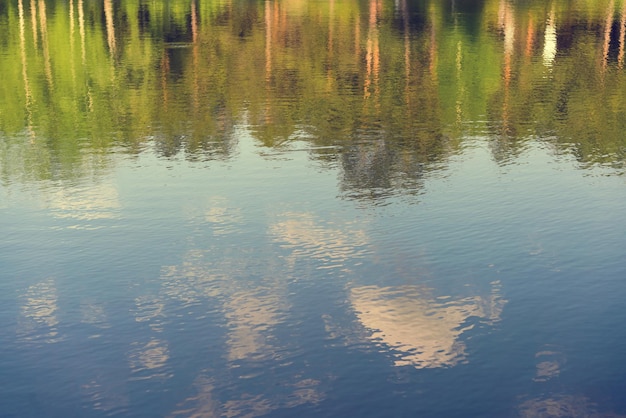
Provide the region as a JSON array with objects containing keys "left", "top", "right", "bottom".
[
  {"left": 269, "top": 212, "right": 369, "bottom": 271},
  {"left": 46, "top": 182, "right": 121, "bottom": 228},
  {"left": 18, "top": 278, "right": 63, "bottom": 343},
  {"left": 159, "top": 223, "right": 326, "bottom": 416},
  {"left": 517, "top": 394, "right": 626, "bottom": 418},
  {"left": 160, "top": 249, "right": 289, "bottom": 363},
  {"left": 514, "top": 346, "right": 625, "bottom": 417},
  {"left": 128, "top": 338, "right": 172, "bottom": 381},
  {"left": 169, "top": 372, "right": 324, "bottom": 418},
  {"left": 133, "top": 294, "right": 167, "bottom": 333},
  {"left": 533, "top": 347, "right": 565, "bottom": 383},
  {"left": 169, "top": 375, "right": 219, "bottom": 418},
  {"left": 225, "top": 289, "right": 287, "bottom": 362},
  {"left": 350, "top": 283, "right": 505, "bottom": 368},
  {"left": 184, "top": 196, "right": 243, "bottom": 236},
  {"left": 80, "top": 300, "right": 111, "bottom": 339},
  {"left": 159, "top": 249, "right": 226, "bottom": 306},
  {"left": 81, "top": 376, "right": 129, "bottom": 414}
]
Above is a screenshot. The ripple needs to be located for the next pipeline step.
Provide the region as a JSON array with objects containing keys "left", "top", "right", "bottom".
[
  {"left": 128, "top": 338, "right": 172, "bottom": 381},
  {"left": 17, "top": 278, "right": 64, "bottom": 344},
  {"left": 269, "top": 212, "right": 370, "bottom": 272},
  {"left": 350, "top": 283, "right": 505, "bottom": 368}
]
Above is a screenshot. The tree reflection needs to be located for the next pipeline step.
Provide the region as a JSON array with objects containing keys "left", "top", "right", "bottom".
[{"left": 2, "top": 0, "right": 626, "bottom": 189}]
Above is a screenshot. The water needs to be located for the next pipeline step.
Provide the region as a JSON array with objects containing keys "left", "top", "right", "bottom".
[{"left": 2, "top": 0, "right": 626, "bottom": 416}]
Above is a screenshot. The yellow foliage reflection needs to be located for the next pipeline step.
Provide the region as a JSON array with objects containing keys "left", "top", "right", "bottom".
[{"left": 543, "top": 9, "right": 557, "bottom": 68}]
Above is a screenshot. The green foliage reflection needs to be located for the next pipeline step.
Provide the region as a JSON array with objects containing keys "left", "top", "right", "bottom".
[{"left": 1, "top": 0, "right": 625, "bottom": 186}]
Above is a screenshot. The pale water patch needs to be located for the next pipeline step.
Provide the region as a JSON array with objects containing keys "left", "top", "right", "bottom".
[
  {"left": 17, "top": 278, "right": 63, "bottom": 344},
  {"left": 350, "top": 283, "right": 505, "bottom": 369}
]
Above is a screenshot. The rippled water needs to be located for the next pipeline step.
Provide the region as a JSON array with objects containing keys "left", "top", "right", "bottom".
[{"left": 2, "top": 0, "right": 626, "bottom": 416}]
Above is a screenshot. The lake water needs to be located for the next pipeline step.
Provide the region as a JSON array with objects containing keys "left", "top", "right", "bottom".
[{"left": 2, "top": 0, "right": 626, "bottom": 416}]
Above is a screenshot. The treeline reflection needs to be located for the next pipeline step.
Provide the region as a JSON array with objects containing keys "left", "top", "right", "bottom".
[{"left": 1, "top": 0, "right": 625, "bottom": 186}]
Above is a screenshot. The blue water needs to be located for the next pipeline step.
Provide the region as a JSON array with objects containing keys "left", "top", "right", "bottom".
[
  {"left": 3, "top": 136, "right": 626, "bottom": 417},
  {"left": 2, "top": 0, "right": 626, "bottom": 416}
]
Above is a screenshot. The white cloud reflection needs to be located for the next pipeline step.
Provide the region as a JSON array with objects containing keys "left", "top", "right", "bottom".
[
  {"left": 168, "top": 375, "right": 219, "bottom": 418},
  {"left": 514, "top": 347, "right": 626, "bottom": 417},
  {"left": 517, "top": 394, "right": 626, "bottom": 418},
  {"left": 18, "top": 278, "right": 63, "bottom": 343},
  {"left": 169, "top": 373, "right": 324, "bottom": 418},
  {"left": 533, "top": 347, "right": 565, "bottom": 383},
  {"left": 133, "top": 294, "right": 167, "bottom": 333},
  {"left": 225, "top": 288, "right": 287, "bottom": 362},
  {"left": 184, "top": 195, "right": 243, "bottom": 236},
  {"left": 80, "top": 376, "right": 129, "bottom": 413},
  {"left": 269, "top": 212, "right": 369, "bottom": 271},
  {"left": 350, "top": 282, "right": 505, "bottom": 368},
  {"left": 46, "top": 182, "right": 121, "bottom": 228},
  {"left": 128, "top": 338, "right": 172, "bottom": 381},
  {"left": 204, "top": 197, "right": 243, "bottom": 236}
]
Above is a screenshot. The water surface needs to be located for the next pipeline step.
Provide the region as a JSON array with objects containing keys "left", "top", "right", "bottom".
[{"left": 2, "top": 0, "right": 626, "bottom": 416}]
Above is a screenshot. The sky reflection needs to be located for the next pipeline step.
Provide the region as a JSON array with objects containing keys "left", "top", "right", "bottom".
[
  {"left": 350, "top": 283, "right": 505, "bottom": 368},
  {"left": 18, "top": 278, "right": 62, "bottom": 344},
  {"left": 2, "top": 1, "right": 626, "bottom": 417}
]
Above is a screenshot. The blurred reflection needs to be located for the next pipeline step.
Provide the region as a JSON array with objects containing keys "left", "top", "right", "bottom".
[
  {"left": 517, "top": 394, "right": 626, "bottom": 418},
  {"left": 3, "top": 1, "right": 626, "bottom": 416},
  {"left": 45, "top": 182, "right": 121, "bottom": 227},
  {"left": 78, "top": 0, "right": 86, "bottom": 70},
  {"left": 37, "top": 0, "right": 53, "bottom": 89},
  {"left": 497, "top": 0, "right": 515, "bottom": 135},
  {"left": 222, "top": 379, "right": 323, "bottom": 417},
  {"left": 128, "top": 338, "right": 172, "bottom": 381},
  {"left": 269, "top": 212, "right": 369, "bottom": 271},
  {"left": 80, "top": 301, "right": 110, "bottom": 332},
  {"left": 202, "top": 196, "right": 243, "bottom": 236},
  {"left": 543, "top": 8, "right": 557, "bottom": 68},
  {"left": 29, "top": 0, "right": 38, "bottom": 47},
  {"left": 18, "top": 278, "right": 62, "bottom": 343},
  {"left": 513, "top": 345, "right": 626, "bottom": 417},
  {"left": 133, "top": 295, "right": 166, "bottom": 333},
  {"left": 159, "top": 238, "right": 324, "bottom": 416},
  {"left": 169, "top": 371, "right": 324, "bottom": 418},
  {"left": 264, "top": 0, "right": 272, "bottom": 85},
  {"left": 160, "top": 248, "right": 289, "bottom": 364},
  {"left": 364, "top": 0, "right": 381, "bottom": 102},
  {"left": 3, "top": 0, "right": 626, "bottom": 188},
  {"left": 104, "top": 0, "right": 116, "bottom": 57},
  {"left": 620, "top": 1, "right": 626, "bottom": 69},
  {"left": 160, "top": 249, "right": 227, "bottom": 307},
  {"left": 17, "top": 0, "right": 34, "bottom": 140},
  {"left": 169, "top": 375, "right": 219, "bottom": 418},
  {"left": 225, "top": 288, "right": 286, "bottom": 362},
  {"left": 350, "top": 283, "right": 505, "bottom": 368},
  {"left": 602, "top": 0, "right": 615, "bottom": 72},
  {"left": 80, "top": 377, "right": 129, "bottom": 414},
  {"left": 533, "top": 346, "right": 565, "bottom": 382}
]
